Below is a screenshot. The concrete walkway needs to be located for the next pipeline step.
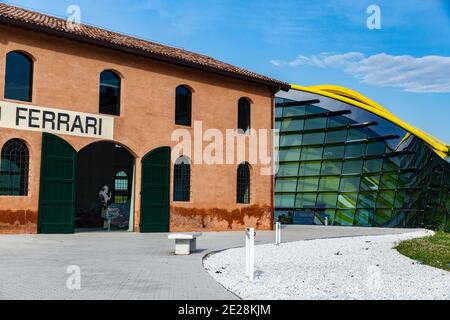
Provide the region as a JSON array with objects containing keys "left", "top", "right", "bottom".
[{"left": 0, "top": 226, "right": 416, "bottom": 300}]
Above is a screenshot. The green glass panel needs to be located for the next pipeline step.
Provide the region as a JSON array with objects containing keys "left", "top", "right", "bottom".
[
  {"left": 297, "top": 177, "right": 320, "bottom": 192},
  {"left": 366, "top": 142, "right": 386, "bottom": 156},
  {"left": 298, "top": 161, "right": 321, "bottom": 176},
  {"left": 304, "top": 117, "right": 327, "bottom": 130},
  {"left": 380, "top": 173, "right": 398, "bottom": 190},
  {"left": 303, "top": 132, "right": 325, "bottom": 145},
  {"left": 388, "top": 156, "right": 401, "bottom": 167},
  {"left": 301, "top": 146, "right": 323, "bottom": 161},
  {"left": 337, "top": 193, "right": 358, "bottom": 209},
  {"left": 295, "top": 193, "right": 317, "bottom": 208},
  {"left": 390, "top": 210, "right": 406, "bottom": 227},
  {"left": 363, "top": 159, "right": 383, "bottom": 173},
  {"left": 395, "top": 191, "right": 408, "bottom": 208},
  {"left": 355, "top": 209, "right": 374, "bottom": 227},
  {"left": 342, "top": 159, "right": 363, "bottom": 174},
  {"left": 374, "top": 209, "right": 392, "bottom": 226},
  {"left": 398, "top": 172, "right": 418, "bottom": 189},
  {"left": 377, "top": 191, "right": 395, "bottom": 208},
  {"left": 347, "top": 128, "right": 367, "bottom": 141},
  {"left": 345, "top": 143, "right": 366, "bottom": 158},
  {"left": 275, "top": 120, "right": 282, "bottom": 131},
  {"left": 335, "top": 209, "right": 356, "bottom": 226},
  {"left": 279, "top": 148, "right": 301, "bottom": 162},
  {"left": 321, "top": 161, "right": 342, "bottom": 175},
  {"left": 340, "top": 176, "right": 361, "bottom": 192},
  {"left": 360, "top": 175, "right": 380, "bottom": 191},
  {"left": 275, "top": 194, "right": 295, "bottom": 208},
  {"left": 280, "top": 134, "right": 303, "bottom": 146},
  {"left": 316, "top": 193, "right": 338, "bottom": 208},
  {"left": 305, "top": 105, "right": 325, "bottom": 115},
  {"left": 283, "top": 106, "right": 306, "bottom": 117},
  {"left": 275, "top": 179, "right": 298, "bottom": 192},
  {"left": 328, "top": 115, "right": 349, "bottom": 127},
  {"left": 278, "top": 163, "right": 299, "bottom": 177},
  {"left": 323, "top": 146, "right": 345, "bottom": 159},
  {"left": 357, "top": 192, "right": 377, "bottom": 208},
  {"left": 281, "top": 119, "right": 304, "bottom": 132},
  {"left": 319, "top": 177, "right": 340, "bottom": 191},
  {"left": 276, "top": 210, "right": 294, "bottom": 224},
  {"left": 275, "top": 107, "right": 283, "bottom": 118},
  {"left": 383, "top": 158, "right": 399, "bottom": 171},
  {"left": 324, "top": 209, "right": 336, "bottom": 224},
  {"left": 325, "top": 130, "right": 347, "bottom": 144}
]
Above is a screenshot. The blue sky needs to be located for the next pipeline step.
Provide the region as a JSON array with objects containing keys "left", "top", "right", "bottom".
[{"left": 4, "top": 0, "right": 450, "bottom": 142}]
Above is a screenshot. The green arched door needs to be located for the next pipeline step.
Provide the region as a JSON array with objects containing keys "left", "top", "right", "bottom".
[
  {"left": 38, "top": 133, "right": 77, "bottom": 234},
  {"left": 140, "top": 147, "right": 171, "bottom": 233}
]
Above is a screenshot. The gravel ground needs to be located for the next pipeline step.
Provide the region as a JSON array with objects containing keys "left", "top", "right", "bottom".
[{"left": 204, "top": 230, "right": 450, "bottom": 300}]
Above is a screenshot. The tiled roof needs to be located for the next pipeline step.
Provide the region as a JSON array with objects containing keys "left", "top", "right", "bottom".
[{"left": 0, "top": 2, "right": 290, "bottom": 91}]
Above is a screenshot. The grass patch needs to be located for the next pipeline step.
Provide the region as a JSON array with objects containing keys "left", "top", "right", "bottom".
[{"left": 396, "top": 232, "right": 450, "bottom": 271}]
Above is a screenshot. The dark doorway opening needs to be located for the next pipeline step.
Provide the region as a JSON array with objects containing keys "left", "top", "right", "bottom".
[{"left": 76, "top": 142, "right": 135, "bottom": 231}]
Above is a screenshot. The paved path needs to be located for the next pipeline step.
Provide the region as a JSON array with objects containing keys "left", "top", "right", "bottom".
[{"left": 0, "top": 226, "right": 416, "bottom": 300}]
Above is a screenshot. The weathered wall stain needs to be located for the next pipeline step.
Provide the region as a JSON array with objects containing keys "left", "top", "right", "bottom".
[
  {"left": 0, "top": 210, "right": 38, "bottom": 234},
  {"left": 170, "top": 205, "right": 273, "bottom": 232}
]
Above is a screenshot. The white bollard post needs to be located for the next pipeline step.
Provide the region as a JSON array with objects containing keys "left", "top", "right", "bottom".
[
  {"left": 245, "top": 229, "right": 250, "bottom": 277},
  {"left": 275, "top": 222, "right": 281, "bottom": 245},
  {"left": 245, "top": 227, "right": 255, "bottom": 281},
  {"left": 325, "top": 217, "right": 329, "bottom": 226}
]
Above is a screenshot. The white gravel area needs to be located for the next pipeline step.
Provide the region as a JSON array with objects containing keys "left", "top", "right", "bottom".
[{"left": 204, "top": 230, "right": 450, "bottom": 300}]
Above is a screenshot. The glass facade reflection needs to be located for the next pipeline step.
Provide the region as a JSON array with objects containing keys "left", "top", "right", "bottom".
[{"left": 275, "top": 89, "right": 450, "bottom": 231}]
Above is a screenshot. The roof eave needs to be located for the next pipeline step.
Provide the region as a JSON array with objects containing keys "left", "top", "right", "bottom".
[{"left": 0, "top": 16, "right": 290, "bottom": 92}]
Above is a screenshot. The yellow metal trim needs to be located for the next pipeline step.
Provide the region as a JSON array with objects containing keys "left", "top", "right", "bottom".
[
  {"left": 308, "top": 85, "right": 394, "bottom": 115},
  {"left": 396, "top": 133, "right": 412, "bottom": 151},
  {"left": 290, "top": 84, "right": 450, "bottom": 159}
]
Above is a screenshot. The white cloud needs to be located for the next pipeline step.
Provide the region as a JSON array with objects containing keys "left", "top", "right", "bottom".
[
  {"left": 269, "top": 60, "right": 282, "bottom": 67},
  {"left": 272, "top": 52, "right": 450, "bottom": 93}
]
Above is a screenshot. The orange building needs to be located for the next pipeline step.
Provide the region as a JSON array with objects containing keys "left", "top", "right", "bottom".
[{"left": 0, "top": 3, "right": 289, "bottom": 234}]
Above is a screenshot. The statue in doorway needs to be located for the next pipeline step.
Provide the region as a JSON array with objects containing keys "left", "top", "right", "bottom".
[
  {"left": 99, "top": 185, "right": 112, "bottom": 230},
  {"left": 99, "top": 185, "right": 120, "bottom": 231},
  {"left": 99, "top": 185, "right": 112, "bottom": 209}
]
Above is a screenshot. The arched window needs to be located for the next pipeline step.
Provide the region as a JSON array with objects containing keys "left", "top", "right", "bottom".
[
  {"left": 175, "top": 85, "right": 192, "bottom": 126},
  {"left": 237, "top": 163, "right": 250, "bottom": 204},
  {"left": 99, "top": 70, "right": 121, "bottom": 116},
  {"left": 0, "top": 139, "right": 29, "bottom": 196},
  {"left": 114, "top": 171, "right": 129, "bottom": 204},
  {"left": 5, "top": 51, "right": 33, "bottom": 102},
  {"left": 173, "top": 156, "right": 191, "bottom": 202},
  {"left": 238, "top": 98, "right": 251, "bottom": 133}
]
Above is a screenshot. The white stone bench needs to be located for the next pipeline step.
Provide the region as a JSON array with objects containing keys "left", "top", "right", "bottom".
[{"left": 168, "top": 233, "right": 202, "bottom": 255}]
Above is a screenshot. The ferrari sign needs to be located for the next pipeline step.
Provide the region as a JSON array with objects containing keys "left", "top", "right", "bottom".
[{"left": 0, "top": 100, "right": 114, "bottom": 139}]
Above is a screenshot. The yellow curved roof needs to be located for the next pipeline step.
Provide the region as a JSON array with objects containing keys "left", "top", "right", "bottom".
[{"left": 291, "top": 84, "right": 450, "bottom": 159}]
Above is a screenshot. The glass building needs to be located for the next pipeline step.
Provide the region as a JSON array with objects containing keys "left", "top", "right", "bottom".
[{"left": 275, "top": 85, "right": 450, "bottom": 231}]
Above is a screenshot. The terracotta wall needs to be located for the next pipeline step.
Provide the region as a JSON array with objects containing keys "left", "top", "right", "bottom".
[{"left": 0, "top": 25, "right": 275, "bottom": 234}]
